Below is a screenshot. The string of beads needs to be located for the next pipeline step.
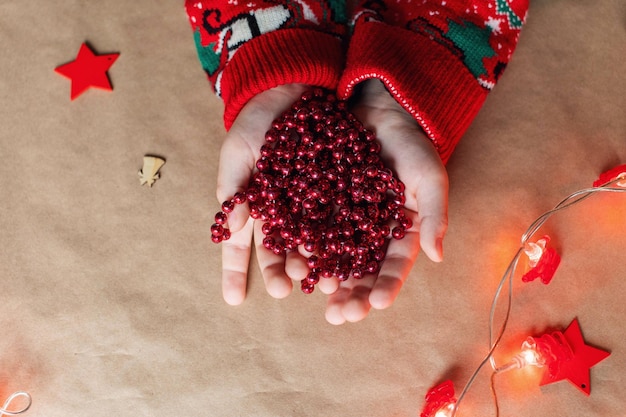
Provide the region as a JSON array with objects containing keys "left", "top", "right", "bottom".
[{"left": 211, "top": 88, "right": 411, "bottom": 293}]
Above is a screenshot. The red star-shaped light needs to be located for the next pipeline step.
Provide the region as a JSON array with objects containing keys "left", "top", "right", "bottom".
[
  {"left": 55, "top": 42, "right": 119, "bottom": 100},
  {"left": 521, "top": 247, "right": 561, "bottom": 285},
  {"left": 539, "top": 318, "right": 611, "bottom": 395},
  {"left": 593, "top": 163, "right": 626, "bottom": 187}
]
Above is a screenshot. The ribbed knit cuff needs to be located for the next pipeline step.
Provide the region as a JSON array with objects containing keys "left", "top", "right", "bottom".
[
  {"left": 337, "top": 21, "right": 488, "bottom": 164},
  {"left": 220, "top": 29, "right": 345, "bottom": 130}
]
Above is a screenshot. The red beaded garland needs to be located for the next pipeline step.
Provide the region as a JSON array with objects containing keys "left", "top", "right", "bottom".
[{"left": 210, "top": 89, "right": 411, "bottom": 293}]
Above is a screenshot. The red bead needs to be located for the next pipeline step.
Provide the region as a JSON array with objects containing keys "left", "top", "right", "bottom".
[
  {"left": 318, "top": 247, "right": 331, "bottom": 259},
  {"left": 318, "top": 194, "right": 331, "bottom": 205},
  {"left": 245, "top": 188, "right": 258, "bottom": 202},
  {"left": 368, "top": 142, "right": 381, "bottom": 153},
  {"left": 272, "top": 242, "right": 285, "bottom": 255},
  {"left": 263, "top": 236, "right": 275, "bottom": 250},
  {"left": 302, "top": 198, "right": 316, "bottom": 210},
  {"left": 301, "top": 90, "right": 313, "bottom": 101},
  {"left": 256, "top": 158, "right": 269, "bottom": 171},
  {"left": 233, "top": 192, "right": 246, "bottom": 205},
  {"left": 357, "top": 219, "right": 373, "bottom": 232},
  {"left": 280, "top": 227, "right": 294, "bottom": 240},
  {"left": 336, "top": 268, "right": 349, "bottom": 281},
  {"left": 265, "top": 130, "right": 279, "bottom": 143},
  {"left": 344, "top": 241, "right": 356, "bottom": 257},
  {"left": 379, "top": 168, "right": 393, "bottom": 182},
  {"left": 261, "top": 222, "right": 274, "bottom": 235},
  {"left": 305, "top": 271, "right": 319, "bottom": 284},
  {"left": 363, "top": 188, "right": 382, "bottom": 203},
  {"left": 371, "top": 237, "right": 386, "bottom": 248},
  {"left": 365, "top": 165, "right": 378, "bottom": 178},
  {"left": 211, "top": 223, "right": 224, "bottom": 237},
  {"left": 303, "top": 240, "right": 316, "bottom": 253},
  {"left": 301, "top": 280, "right": 315, "bottom": 294},
  {"left": 214, "top": 212, "right": 228, "bottom": 225},
  {"left": 374, "top": 180, "right": 387, "bottom": 192},
  {"left": 400, "top": 216, "right": 413, "bottom": 229},
  {"left": 321, "top": 268, "right": 334, "bottom": 279},
  {"left": 221, "top": 200, "right": 235, "bottom": 213},
  {"left": 249, "top": 206, "right": 261, "bottom": 219},
  {"left": 350, "top": 186, "right": 364, "bottom": 201},
  {"left": 260, "top": 144, "right": 273, "bottom": 157},
  {"left": 352, "top": 268, "right": 363, "bottom": 279},
  {"left": 356, "top": 245, "right": 368, "bottom": 256},
  {"left": 351, "top": 172, "right": 365, "bottom": 184},
  {"left": 393, "top": 193, "right": 406, "bottom": 206},
  {"left": 392, "top": 226, "right": 406, "bottom": 239},
  {"left": 366, "top": 261, "right": 380, "bottom": 274}
]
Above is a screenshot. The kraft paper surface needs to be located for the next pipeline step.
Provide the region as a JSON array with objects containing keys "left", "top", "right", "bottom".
[{"left": 1, "top": 1, "right": 625, "bottom": 416}]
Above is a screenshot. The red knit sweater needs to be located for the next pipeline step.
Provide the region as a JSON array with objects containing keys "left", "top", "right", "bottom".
[{"left": 185, "top": 0, "right": 528, "bottom": 164}]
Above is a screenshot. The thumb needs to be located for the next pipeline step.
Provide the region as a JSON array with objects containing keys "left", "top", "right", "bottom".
[
  {"left": 215, "top": 84, "right": 310, "bottom": 232},
  {"left": 215, "top": 129, "right": 256, "bottom": 233},
  {"left": 414, "top": 170, "right": 449, "bottom": 263}
]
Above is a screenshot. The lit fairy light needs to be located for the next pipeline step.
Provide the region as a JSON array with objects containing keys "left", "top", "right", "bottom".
[{"left": 419, "top": 164, "right": 626, "bottom": 416}]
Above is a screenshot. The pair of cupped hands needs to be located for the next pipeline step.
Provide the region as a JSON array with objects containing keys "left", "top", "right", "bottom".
[{"left": 215, "top": 79, "right": 448, "bottom": 324}]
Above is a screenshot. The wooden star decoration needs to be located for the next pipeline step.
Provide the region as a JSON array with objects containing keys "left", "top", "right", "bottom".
[
  {"left": 55, "top": 42, "right": 119, "bottom": 100},
  {"left": 139, "top": 155, "right": 166, "bottom": 187},
  {"left": 539, "top": 318, "right": 611, "bottom": 395}
]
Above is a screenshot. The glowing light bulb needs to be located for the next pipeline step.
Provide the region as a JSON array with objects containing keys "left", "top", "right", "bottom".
[
  {"left": 521, "top": 235, "right": 560, "bottom": 285},
  {"left": 496, "top": 331, "right": 575, "bottom": 381},
  {"left": 519, "top": 338, "right": 545, "bottom": 367},
  {"left": 494, "top": 337, "right": 550, "bottom": 373},
  {"left": 434, "top": 402, "right": 455, "bottom": 417},
  {"left": 524, "top": 237, "right": 548, "bottom": 268}
]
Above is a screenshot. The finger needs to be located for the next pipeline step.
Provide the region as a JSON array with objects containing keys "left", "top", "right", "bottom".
[
  {"left": 221, "top": 217, "right": 255, "bottom": 305},
  {"left": 340, "top": 274, "right": 376, "bottom": 322},
  {"left": 369, "top": 213, "right": 421, "bottom": 310},
  {"left": 325, "top": 286, "right": 349, "bottom": 325},
  {"left": 220, "top": 201, "right": 251, "bottom": 234},
  {"left": 415, "top": 171, "right": 448, "bottom": 263},
  {"left": 216, "top": 135, "right": 255, "bottom": 233},
  {"left": 325, "top": 274, "right": 376, "bottom": 324},
  {"left": 253, "top": 221, "right": 293, "bottom": 299},
  {"left": 317, "top": 276, "right": 339, "bottom": 294},
  {"left": 217, "top": 85, "right": 311, "bottom": 234},
  {"left": 285, "top": 250, "right": 309, "bottom": 281}
]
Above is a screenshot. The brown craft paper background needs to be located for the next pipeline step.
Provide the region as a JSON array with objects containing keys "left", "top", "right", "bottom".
[{"left": 1, "top": 1, "right": 625, "bottom": 416}]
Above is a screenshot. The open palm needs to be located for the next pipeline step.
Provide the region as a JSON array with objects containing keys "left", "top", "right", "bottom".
[
  {"left": 322, "top": 79, "right": 449, "bottom": 324},
  {"left": 214, "top": 80, "right": 448, "bottom": 326}
]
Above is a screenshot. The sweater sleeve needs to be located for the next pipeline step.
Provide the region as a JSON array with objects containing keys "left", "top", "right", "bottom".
[
  {"left": 185, "top": 0, "right": 348, "bottom": 130},
  {"left": 337, "top": 0, "right": 529, "bottom": 164}
]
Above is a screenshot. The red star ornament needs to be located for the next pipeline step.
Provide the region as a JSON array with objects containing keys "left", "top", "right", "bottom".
[
  {"left": 539, "top": 318, "right": 611, "bottom": 395},
  {"left": 55, "top": 42, "right": 119, "bottom": 100}
]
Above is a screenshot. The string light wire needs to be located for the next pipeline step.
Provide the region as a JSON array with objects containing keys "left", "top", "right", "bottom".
[
  {"left": 450, "top": 177, "right": 626, "bottom": 417},
  {"left": 0, "top": 391, "right": 31, "bottom": 416}
]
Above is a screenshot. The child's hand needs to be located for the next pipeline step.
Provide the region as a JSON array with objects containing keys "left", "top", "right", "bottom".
[
  {"left": 321, "top": 79, "right": 449, "bottom": 325},
  {"left": 216, "top": 80, "right": 447, "bottom": 326},
  {"left": 216, "top": 84, "right": 311, "bottom": 305}
]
